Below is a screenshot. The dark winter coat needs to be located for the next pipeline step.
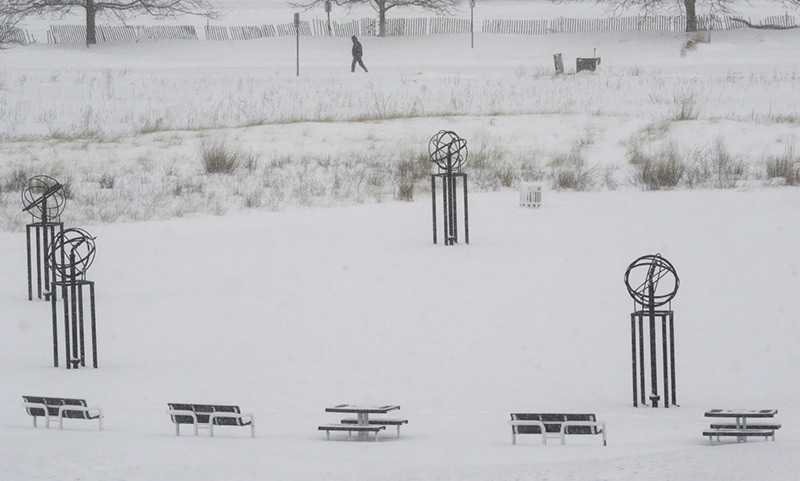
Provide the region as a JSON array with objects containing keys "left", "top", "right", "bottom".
[{"left": 352, "top": 39, "right": 363, "bottom": 58}]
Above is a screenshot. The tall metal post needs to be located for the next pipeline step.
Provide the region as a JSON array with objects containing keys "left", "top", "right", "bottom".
[
  {"left": 638, "top": 315, "right": 645, "bottom": 405},
  {"left": 295, "top": 13, "right": 300, "bottom": 77},
  {"left": 470, "top": 0, "right": 475, "bottom": 49},
  {"left": 431, "top": 176, "right": 437, "bottom": 244},
  {"left": 647, "top": 282, "right": 659, "bottom": 407},
  {"left": 325, "top": 0, "right": 332, "bottom": 35},
  {"left": 630, "top": 314, "right": 637, "bottom": 407},
  {"left": 51, "top": 288, "right": 59, "bottom": 367},
  {"left": 462, "top": 178, "right": 469, "bottom": 244}
]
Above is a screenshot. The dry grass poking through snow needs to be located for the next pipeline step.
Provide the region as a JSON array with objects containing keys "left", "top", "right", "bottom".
[{"left": 2, "top": 47, "right": 800, "bottom": 227}]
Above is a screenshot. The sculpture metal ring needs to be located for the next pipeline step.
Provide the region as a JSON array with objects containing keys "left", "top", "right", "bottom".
[
  {"left": 21, "top": 175, "right": 66, "bottom": 221},
  {"left": 624, "top": 254, "right": 679, "bottom": 307},
  {"left": 47, "top": 228, "right": 96, "bottom": 279},
  {"left": 428, "top": 130, "right": 468, "bottom": 172}
]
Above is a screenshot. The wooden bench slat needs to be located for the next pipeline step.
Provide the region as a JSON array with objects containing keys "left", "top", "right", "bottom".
[
  {"left": 340, "top": 418, "right": 408, "bottom": 426},
  {"left": 709, "top": 423, "right": 781, "bottom": 430},
  {"left": 704, "top": 429, "right": 774, "bottom": 437},
  {"left": 318, "top": 424, "right": 385, "bottom": 432}
]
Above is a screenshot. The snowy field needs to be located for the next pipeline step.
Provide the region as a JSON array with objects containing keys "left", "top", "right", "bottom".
[
  {"left": 2, "top": 0, "right": 800, "bottom": 480},
  {"left": 1, "top": 190, "right": 799, "bottom": 480}
]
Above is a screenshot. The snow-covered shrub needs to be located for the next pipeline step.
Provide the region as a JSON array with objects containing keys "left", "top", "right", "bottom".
[
  {"left": 629, "top": 141, "right": 685, "bottom": 190},
  {"left": 548, "top": 133, "right": 596, "bottom": 191},
  {"left": 201, "top": 141, "right": 240, "bottom": 174},
  {"left": 394, "top": 152, "right": 428, "bottom": 202},
  {"left": 765, "top": 139, "right": 799, "bottom": 185},
  {"left": 670, "top": 92, "right": 700, "bottom": 121}
]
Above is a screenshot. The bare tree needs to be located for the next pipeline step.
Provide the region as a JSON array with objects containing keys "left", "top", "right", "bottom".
[
  {"left": 603, "top": 0, "right": 740, "bottom": 32},
  {"left": 291, "top": 0, "right": 461, "bottom": 36},
  {"left": 0, "top": 0, "right": 218, "bottom": 45}
]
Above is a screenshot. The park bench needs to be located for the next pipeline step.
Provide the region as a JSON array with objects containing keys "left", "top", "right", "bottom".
[
  {"left": 318, "top": 423, "right": 385, "bottom": 441},
  {"left": 339, "top": 418, "right": 408, "bottom": 437},
  {"left": 167, "top": 403, "right": 255, "bottom": 437},
  {"left": 509, "top": 413, "right": 606, "bottom": 446},
  {"left": 22, "top": 395, "right": 103, "bottom": 430}
]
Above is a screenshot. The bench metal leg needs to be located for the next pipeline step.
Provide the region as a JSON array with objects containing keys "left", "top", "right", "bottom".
[
  {"left": 326, "top": 430, "right": 330, "bottom": 440},
  {"left": 176, "top": 424, "right": 180, "bottom": 436},
  {"left": 511, "top": 432, "right": 516, "bottom": 445}
]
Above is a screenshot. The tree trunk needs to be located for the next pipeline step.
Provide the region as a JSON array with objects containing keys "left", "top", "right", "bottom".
[
  {"left": 85, "top": 0, "right": 97, "bottom": 45},
  {"left": 378, "top": 1, "right": 386, "bottom": 37},
  {"left": 684, "top": 0, "right": 697, "bottom": 32}
]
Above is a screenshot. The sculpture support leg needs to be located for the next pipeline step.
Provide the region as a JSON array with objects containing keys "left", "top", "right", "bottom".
[
  {"left": 431, "top": 176, "right": 437, "bottom": 244},
  {"left": 51, "top": 283, "right": 58, "bottom": 367},
  {"left": 463, "top": 175, "right": 469, "bottom": 244},
  {"left": 90, "top": 283, "right": 98, "bottom": 368},
  {"left": 631, "top": 314, "right": 638, "bottom": 407},
  {"left": 662, "top": 317, "right": 669, "bottom": 407},
  {"left": 669, "top": 313, "right": 677, "bottom": 405}
]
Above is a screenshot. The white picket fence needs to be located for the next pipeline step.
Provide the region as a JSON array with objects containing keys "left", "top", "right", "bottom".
[
  {"left": 42, "top": 14, "right": 800, "bottom": 44},
  {"left": 1, "top": 27, "right": 34, "bottom": 45},
  {"left": 47, "top": 25, "right": 197, "bottom": 44}
]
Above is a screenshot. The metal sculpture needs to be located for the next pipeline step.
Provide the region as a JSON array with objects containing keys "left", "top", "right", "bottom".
[
  {"left": 22, "top": 175, "right": 66, "bottom": 300},
  {"left": 429, "top": 130, "right": 469, "bottom": 245},
  {"left": 48, "top": 228, "right": 98, "bottom": 369},
  {"left": 624, "top": 254, "right": 679, "bottom": 408}
]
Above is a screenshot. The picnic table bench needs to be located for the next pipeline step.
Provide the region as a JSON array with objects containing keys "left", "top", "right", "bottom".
[
  {"left": 703, "top": 409, "right": 780, "bottom": 443},
  {"left": 339, "top": 418, "right": 409, "bottom": 437},
  {"left": 318, "top": 423, "right": 385, "bottom": 440},
  {"left": 22, "top": 395, "right": 103, "bottom": 430},
  {"left": 167, "top": 403, "right": 255, "bottom": 437},
  {"left": 509, "top": 413, "right": 606, "bottom": 446}
]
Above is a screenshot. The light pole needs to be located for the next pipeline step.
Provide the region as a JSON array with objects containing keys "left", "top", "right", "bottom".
[
  {"left": 470, "top": 0, "right": 476, "bottom": 49},
  {"left": 294, "top": 12, "right": 300, "bottom": 77},
  {"left": 325, "top": 0, "right": 332, "bottom": 35}
]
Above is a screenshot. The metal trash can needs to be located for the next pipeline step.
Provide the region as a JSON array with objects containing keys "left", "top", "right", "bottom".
[{"left": 576, "top": 57, "right": 601, "bottom": 73}]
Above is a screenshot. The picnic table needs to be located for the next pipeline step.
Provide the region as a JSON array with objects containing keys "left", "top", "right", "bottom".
[
  {"left": 703, "top": 409, "right": 780, "bottom": 443},
  {"left": 319, "top": 404, "right": 405, "bottom": 441}
]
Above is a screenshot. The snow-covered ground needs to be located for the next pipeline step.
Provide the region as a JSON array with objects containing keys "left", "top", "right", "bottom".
[
  {"left": 1, "top": 1, "right": 800, "bottom": 479},
  {"left": 1, "top": 189, "right": 799, "bottom": 480}
]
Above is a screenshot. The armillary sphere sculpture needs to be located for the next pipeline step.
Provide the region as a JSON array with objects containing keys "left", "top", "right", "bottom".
[
  {"left": 22, "top": 175, "right": 66, "bottom": 222},
  {"left": 47, "top": 228, "right": 99, "bottom": 369},
  {"left": 22, "top": 175, "right": 66, "bottom": 300},
  {"left": 429, "top": 130, "right": 468, "bottom": 173},
  {"left": 47, "top": 228, "right": 96, "bottom": 280},
  {"left": 624, "top": 254, "right": 679, "bottom": 408},
  {"left": 429, "top": 130, "right": 470, "bottom": 245}
]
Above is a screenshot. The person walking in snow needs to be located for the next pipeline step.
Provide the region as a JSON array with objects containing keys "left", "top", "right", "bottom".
[{"left": 351, "top": 35, "right": 368, "bottom": 73}]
